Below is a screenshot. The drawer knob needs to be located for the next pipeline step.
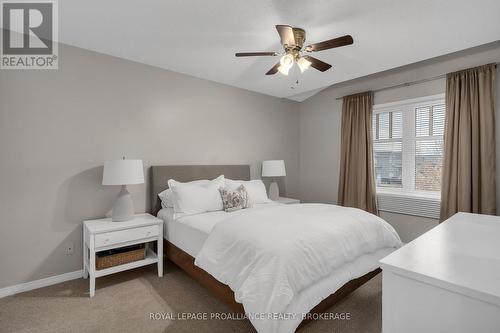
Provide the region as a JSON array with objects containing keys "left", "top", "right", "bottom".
[{"left": 105, "top": 238, "right": 109, "bottom": 243}]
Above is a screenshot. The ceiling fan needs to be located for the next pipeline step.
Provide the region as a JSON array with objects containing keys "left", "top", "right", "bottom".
[{"left": 235, "top": 25, "right": 353, "bottom": 76}]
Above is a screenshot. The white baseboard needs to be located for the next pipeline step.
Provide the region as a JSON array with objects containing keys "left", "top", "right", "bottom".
[{"left": 0, "top": 270, "right": 83, "bottom": 298}]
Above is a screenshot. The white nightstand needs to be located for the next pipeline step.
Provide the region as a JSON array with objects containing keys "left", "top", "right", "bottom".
[
  {"left": 275, "top": 197, "right": 300, "bottom": 204},
  {"left": 83, "top": 213, "right": 163, "bottom": 297}
]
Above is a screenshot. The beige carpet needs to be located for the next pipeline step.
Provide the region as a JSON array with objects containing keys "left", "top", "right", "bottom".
[{"left": 0, "top": 263, "right": 382, "bottom": 333}]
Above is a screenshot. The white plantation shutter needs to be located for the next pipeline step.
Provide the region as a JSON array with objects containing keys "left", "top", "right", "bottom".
[
  {"left": 432, "top": 104, "right": 445, "bottom": 136},
  {"left": 372, "top": 95, "right": 445, "bottom": 219},
  {"left": 415, "top": 107, "right": 431, "bottom": 137},
  {"left": 392, "top": 112, "right": 403, "bottom": 138}
]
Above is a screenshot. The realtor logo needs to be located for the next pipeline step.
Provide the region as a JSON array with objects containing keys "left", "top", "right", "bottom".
[{"left": 1, "top": 0, "right": 58, "bottom": 69}]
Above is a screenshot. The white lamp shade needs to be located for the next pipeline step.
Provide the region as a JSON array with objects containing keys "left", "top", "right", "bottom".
[
  {"left": 102, "top": 159, "right": 144, "bottom": 185},
  {"left": 262, "top": 160, "right": 286, "bottom": 177}
]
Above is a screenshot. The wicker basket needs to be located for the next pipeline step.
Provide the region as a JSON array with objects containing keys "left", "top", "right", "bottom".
[{"left": 96, "top": 245, "right": 145, "bottom": 270}]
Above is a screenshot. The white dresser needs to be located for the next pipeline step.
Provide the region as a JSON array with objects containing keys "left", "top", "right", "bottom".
[{"left": 380, "top": 212, "right": 500, "bottom": 333}]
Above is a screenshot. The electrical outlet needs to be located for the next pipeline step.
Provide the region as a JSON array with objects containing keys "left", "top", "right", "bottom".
[{"left": 64, "top": 242, "right": 74, "bottom": 255}]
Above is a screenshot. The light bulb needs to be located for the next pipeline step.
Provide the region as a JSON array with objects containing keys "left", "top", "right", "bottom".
[
  {"left": 297, "top": 57, "right": 311, "bottom": 73},
  {"left": 277, "top": 65, "right": 289, "bottom": 76},
  {"left": 279, "top": 54, "right": 294, "bottom": 70}
]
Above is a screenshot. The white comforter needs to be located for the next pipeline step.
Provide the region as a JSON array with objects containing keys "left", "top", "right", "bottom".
[{"left": 194, "top": 203, "right": 402, "bottom": 333}]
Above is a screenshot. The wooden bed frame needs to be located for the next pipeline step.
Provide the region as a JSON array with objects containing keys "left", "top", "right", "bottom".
[{"left": 150, "top": 165, "right": 381, "bottom": 329}]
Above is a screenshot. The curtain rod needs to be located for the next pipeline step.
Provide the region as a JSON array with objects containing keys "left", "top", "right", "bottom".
[{"left": 334, "top": 62, "right": 499, "bottom": 100}]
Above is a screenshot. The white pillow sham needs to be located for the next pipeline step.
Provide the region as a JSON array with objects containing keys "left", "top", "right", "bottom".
[
  {"left": 158, "top": 179, "right": 210, "bottom": 208},
  {"left": 225, "top": 179, "right": 271, "bottom": 205},
  {"left": 168, "top": 175, "right": 225, "bottom": 219}
]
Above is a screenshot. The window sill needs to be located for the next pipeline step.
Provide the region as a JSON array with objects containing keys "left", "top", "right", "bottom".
[{"left": 376, "top": 191, "right": 440, "bottom": 219}]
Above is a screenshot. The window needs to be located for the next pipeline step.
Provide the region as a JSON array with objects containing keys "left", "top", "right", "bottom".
[{"left": 372, "top": 95, "right": 445, "bottom": 219}]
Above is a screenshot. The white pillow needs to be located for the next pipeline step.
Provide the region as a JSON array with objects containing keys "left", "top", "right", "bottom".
[
  {"left": 168, "top": 175, "right": 225, "bottom": 218},
  {"left": 158, "top": 189, "right": 174, "bottom": 208},
  {"left": 158, "top": 179, "right": 210, "bottom": 208},
  {"left": 225, "top": 179, "right": 271, "bottom": 205}
]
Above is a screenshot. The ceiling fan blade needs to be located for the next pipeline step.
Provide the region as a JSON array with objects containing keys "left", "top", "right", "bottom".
[
  {"left": 276, "top": 25, "right": 295, "bottom": 46},
  {"left": 265, "top": 62, "right": 281, "bottom": 75},
  {"left": 235, "top": 52, "right": 278, "bottom": 57},
  {"left": 305, "top": 35, "right": 353, "bottom": 52},
  {"left": 303, "top": 55, "right": 332, "bottom": 72}
]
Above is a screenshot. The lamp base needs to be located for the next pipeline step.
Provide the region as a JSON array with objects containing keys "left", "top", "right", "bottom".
[
  {"left": 112, "top": 185, "right": 134, "bottom": 222},
  {"left": 269, "top": 182, "right": 280, "bottom": 201}
]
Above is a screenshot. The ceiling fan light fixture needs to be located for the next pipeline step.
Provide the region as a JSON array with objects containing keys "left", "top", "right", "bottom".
[
  {"left": 279, "top": 54, "right": 294, "bottom": 70},
  {"left": 297, "top": 57, "right": 312, "bottom": 73},
  {"left": 235, "top": 26, "right": 351, "bottom": 76},
  {"left": 277, "top": 65, "right": 290, "bottom": 76}
]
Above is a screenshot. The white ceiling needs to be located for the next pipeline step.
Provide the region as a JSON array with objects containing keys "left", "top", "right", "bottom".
[{"left": 59, "top": 0, "right": 500, "bottom": 101}]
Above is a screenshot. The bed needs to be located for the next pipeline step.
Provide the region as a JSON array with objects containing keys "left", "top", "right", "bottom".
[{"left": 150, "top": 165, "right": 401, "bottom": 333}]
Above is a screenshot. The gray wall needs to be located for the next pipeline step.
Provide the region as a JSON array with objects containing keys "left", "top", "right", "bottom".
[
  {"left": 0, "top": 43, "right": 300, "bottom": 289},
  {"left": 299, "top": 42, "right": 500, "bottom": 243}
]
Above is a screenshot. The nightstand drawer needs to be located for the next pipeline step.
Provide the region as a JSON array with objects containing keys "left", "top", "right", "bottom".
[{"left": 94, "top": 225, "right": 159, "bottom": 248}]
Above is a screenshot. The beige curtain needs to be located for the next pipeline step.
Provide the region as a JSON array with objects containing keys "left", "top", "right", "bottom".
[
  {"left": 338, "top": 91, "right": 378, "bottom": 215},
  {"left": 440, "top": 64, "right": 497, "bottom": 221}
]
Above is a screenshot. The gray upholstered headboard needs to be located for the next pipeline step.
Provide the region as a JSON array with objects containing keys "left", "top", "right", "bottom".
[{"left": 150, "top": 165, "right": 251, "bottom": 215}]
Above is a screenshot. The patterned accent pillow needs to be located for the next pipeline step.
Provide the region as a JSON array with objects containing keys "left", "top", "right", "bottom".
[{"left": 219, "top": 185, "right": 251, "bottom": 212}]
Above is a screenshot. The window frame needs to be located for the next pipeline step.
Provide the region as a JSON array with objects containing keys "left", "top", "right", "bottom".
[{"left": 372, "top": 94, "right": 445, "bottom": 219}]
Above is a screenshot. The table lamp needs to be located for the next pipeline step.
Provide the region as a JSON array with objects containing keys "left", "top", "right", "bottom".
[
  {"left": 102, "top": 158, "right": 144, "bottom": 222},
  {"left": 262, "top": 160, "right": 286, "bottom": 201}
]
